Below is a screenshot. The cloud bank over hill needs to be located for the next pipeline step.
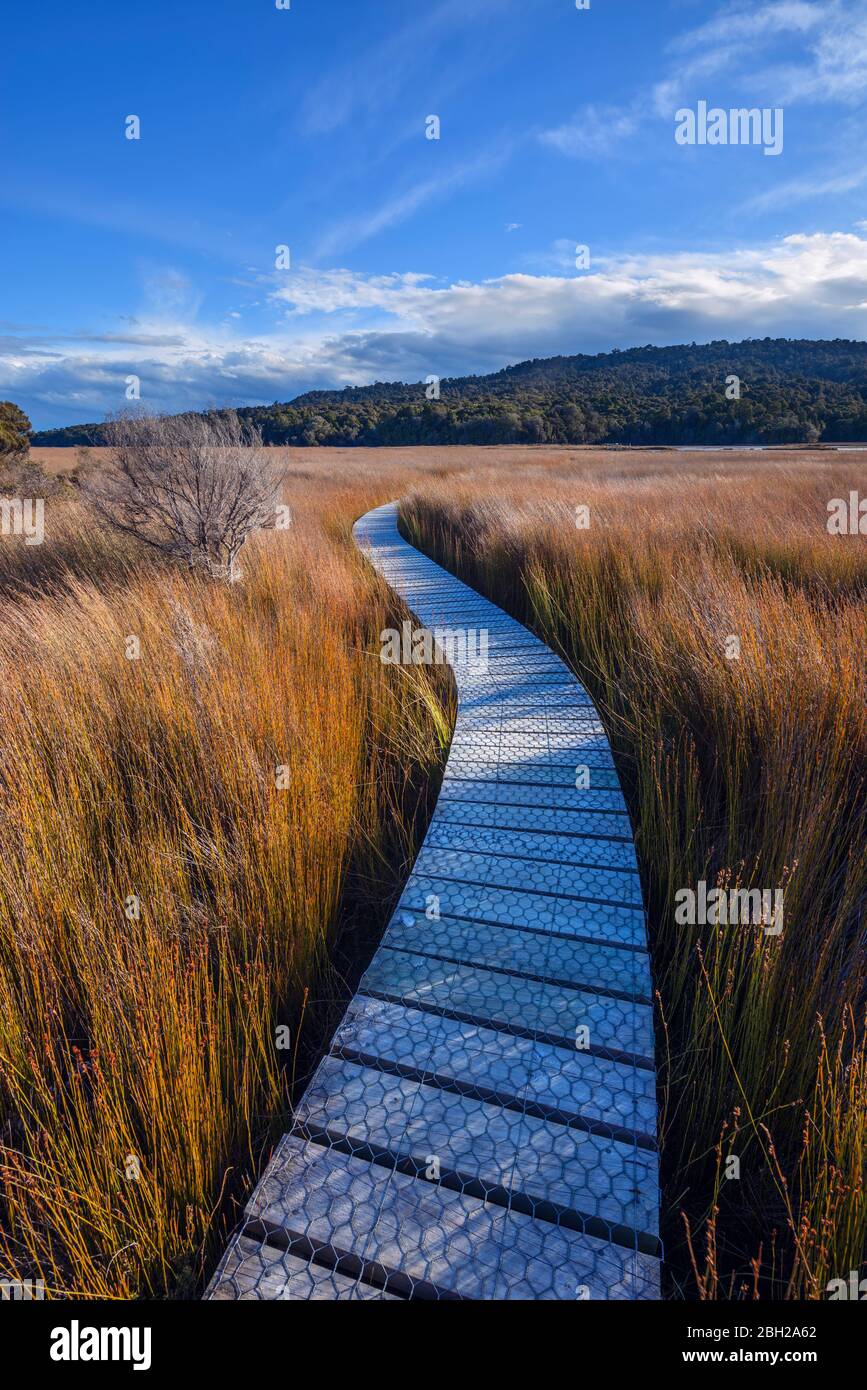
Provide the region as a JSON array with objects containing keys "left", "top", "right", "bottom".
[{"left": 5, "top": 231, "right": 867, "bottom": 428}]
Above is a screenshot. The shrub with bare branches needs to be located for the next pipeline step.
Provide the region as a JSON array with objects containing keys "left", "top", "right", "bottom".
[{"left": 83, "top": 409, "right": 283, "bottom": 581}]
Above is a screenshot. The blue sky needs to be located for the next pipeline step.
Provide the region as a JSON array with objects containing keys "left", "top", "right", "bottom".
[{"left": 3, "top": 0, "right": 867, "bottom": 428}]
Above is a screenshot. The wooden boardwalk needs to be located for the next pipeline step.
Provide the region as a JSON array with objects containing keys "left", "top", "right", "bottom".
[{"left": 207, "top": 501, "right": 660, "bottom": 1300}]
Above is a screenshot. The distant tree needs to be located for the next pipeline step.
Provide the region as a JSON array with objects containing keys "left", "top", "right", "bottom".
[
  {"left": 803, "top": 420, "right": 822, "bottom": 445},
  {"left": 83, "top": 410, "right": 282, "bottom": 582},
  {"left": 0, "top": 401, "right": 32, "bottom": 457}
]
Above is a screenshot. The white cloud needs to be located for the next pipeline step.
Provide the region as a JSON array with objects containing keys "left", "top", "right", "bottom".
[
  {"left": 269, "top": 267, "right": 433, "bottom": 317},
  {"left": 7, "top": 232, "right": 867, "bottom": 427}
]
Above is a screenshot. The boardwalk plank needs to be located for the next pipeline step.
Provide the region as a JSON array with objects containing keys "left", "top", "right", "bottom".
[{"left": 333, "top": 995, "right": 657, "bottom": 1136}]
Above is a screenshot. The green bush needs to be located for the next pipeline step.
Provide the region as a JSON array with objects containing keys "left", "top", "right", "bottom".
[{"left": 0, "top": 401, "right": 32, "bottom": 458}]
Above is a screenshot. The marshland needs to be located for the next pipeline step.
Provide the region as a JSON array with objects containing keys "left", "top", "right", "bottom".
[{"left": 0, "top": 442, "right": 863, "bottom": 1300}]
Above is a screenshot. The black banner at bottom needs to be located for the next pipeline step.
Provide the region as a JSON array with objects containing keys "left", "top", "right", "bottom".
[{"left": 1, "top": 1293, "right": 861, "bottom": 1378}]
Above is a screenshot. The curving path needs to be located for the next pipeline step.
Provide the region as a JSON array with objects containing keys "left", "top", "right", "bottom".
[{"left": 207, "top": 501, "right": 660, "bottom": 1301}]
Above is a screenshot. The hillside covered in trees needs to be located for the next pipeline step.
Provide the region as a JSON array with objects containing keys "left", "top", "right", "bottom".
[{"left": 32, "top": 337, "right": 867, "bottom": 448}]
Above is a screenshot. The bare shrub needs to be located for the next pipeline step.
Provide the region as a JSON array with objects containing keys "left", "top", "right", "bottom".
[{"left": 83, "top": 410, "right": 283, "bottom": 581}]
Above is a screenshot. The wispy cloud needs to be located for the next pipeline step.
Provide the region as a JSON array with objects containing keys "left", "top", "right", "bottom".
[
  {"left": 669, "top": 1, "right": 826, "bottom": 55},
  {"left": 543, "top": 0, "right": 866, "bottom": 162},
  {"left": 655, "top": 0, "right": 865, "bottom": 111},
  {"left": 768, "top": 3, "right": 867, "bottom": 102},
  {"left": 300, "top": 0, "right": 518, "bottom": 136},
  {"left": 744, "top": 164, "right": 867, "bottom": 211},
  {"left": 314, "top": 144, "right": 513, "bottom": 258},
  {"left": 539, "top": 105, "right": 638, "bottom": 160}
]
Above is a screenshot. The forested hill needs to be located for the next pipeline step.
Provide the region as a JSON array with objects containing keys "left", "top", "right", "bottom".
[{"left": 32, "top": 337, "right": 867, "bottom": 447}]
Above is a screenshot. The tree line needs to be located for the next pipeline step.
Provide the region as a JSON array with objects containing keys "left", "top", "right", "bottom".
[{"left": 30, "top": 337, "right": 867, "bottom": 449}]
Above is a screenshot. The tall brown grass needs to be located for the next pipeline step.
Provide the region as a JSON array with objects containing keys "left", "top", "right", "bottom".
[
  {"left": 0, "top": 473, "right": 453, "bottom": 1299},
  {"left": 401, "top": 455, "right": 866, "bottom": 1299}
]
